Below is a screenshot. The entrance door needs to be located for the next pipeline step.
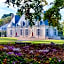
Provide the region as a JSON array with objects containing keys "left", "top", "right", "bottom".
[
  {"left": 32, "top": 32, "right": 33, "bottom": 37},
  {"left": 16, "top": 32, "right": 17, "bottom": 37}
]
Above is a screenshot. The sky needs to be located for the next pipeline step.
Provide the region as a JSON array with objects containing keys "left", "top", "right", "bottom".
[{"left": 0, "top": 0, "right": 64, "bottom": 22}]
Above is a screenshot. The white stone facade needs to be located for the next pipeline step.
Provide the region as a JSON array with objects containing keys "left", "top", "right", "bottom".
[{"left": 6, "top": 14, "right": 60, "bottom": 40}]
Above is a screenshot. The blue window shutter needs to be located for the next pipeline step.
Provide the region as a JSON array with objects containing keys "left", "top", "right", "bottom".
[
  {"left": 40, "top": 21, "right": 42, "bottom": 25},
  {"left": 23, "top": 21, "right": 25, "bottom": 26}
]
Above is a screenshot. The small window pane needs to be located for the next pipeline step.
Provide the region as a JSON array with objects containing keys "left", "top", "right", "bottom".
[
  {"left": 46, "top": 29, "right": 48, "bottom": 36},
  {"left": 25, "top": 29, "right": 28, "bottom": 35},
  {"left": 54, "top": 29, "right": 56, "bottom": 35},
  {"left": 37, "top": 29, "right": 40, "bottom": 36},
  {"left": 20, "top": 29, "right": 22, "bottom": 35},
  {"left": 10, "top": 30, "right": 12, "bottom": 35}
]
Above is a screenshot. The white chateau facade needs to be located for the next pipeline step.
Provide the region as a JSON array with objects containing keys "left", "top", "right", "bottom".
[{"left": 6, "top": 14, "right": 60, "bottom": 40}]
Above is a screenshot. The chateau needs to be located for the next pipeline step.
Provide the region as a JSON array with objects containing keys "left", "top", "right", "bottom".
[{"left": 6, "top": 14, "right": 60, "bottom": 40}]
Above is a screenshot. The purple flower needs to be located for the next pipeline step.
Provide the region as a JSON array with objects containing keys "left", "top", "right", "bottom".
[
  {"left": 13, "top": 48, "right": 21, "bottom": 51},
  {"left": 12, "top": 61, "right": 15, "bottom": 64},
  {"left": 29, "top": 50, "right": 33, "bottom": 54},
  {"left": 14, "top": 52, "right": 22, "bottom": 56},
  {"left": 58, "top": 59, "right": 61, "bottom": 62},
  {"left": 8, "top": 46, "right": 14, "bottom": 50},
  {"left": 17, "top": 53, "right": 22, "bottom": 56},
  {"left": 39, "top": 50, "right": 49, "bottom": 53},
  {"left": 52, "top": 49, "right": 57, "bottom": 52},
  {"left": 23, "top": 46, "right": 30, "bottom": 49},
  {"left": 8, "top": 52, "right": 14, "bottom": 55}
]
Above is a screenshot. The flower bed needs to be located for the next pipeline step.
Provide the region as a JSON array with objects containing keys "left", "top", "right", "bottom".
[{"left": 0, "top": 43, "right": 64, "bottom": 64}]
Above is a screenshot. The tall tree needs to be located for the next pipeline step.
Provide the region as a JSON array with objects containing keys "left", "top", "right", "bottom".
[
  {"left": 5, "top": 0, "right": 48, "bottom": 27},
  {"left": 44, "top": 0, "right": 64, "bottom": 28},
  {"left": 1, "top": 13, "right": 13, "bottom": 19},
  {"left": 61, "top": 21, "right": 64, "bottom": 36}
]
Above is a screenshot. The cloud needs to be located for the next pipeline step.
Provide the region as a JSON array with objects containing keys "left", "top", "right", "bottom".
[
  {"left": 0, "top": 0, "right": 6, "bottom": 3},
  {"left": 0, "top": 1, "right": 17, "bottom": 19}
]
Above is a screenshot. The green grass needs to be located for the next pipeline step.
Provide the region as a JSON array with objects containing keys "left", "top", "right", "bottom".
[
  {"left": 22, "top": 40, "right": 64, "bottom": 44},
  {"left": 0, "top": 37, "right": 64, "bottom": 44},
  {"left": 0, "top": 37, "right": 17, "bottom": 44}
]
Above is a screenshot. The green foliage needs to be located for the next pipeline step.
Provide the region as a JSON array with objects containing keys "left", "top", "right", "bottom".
[
  {"left": 61, "top": 21, "right": 64, "bottom": 36},
  {"left": 5, "top": 0, "right": 48, "bottom": 27},
  {"left": 44, "top": 6, "right": 61, "bottom": 27},
  {"left": 1, "top": 13, "right": 12, "bottom": 19},
  {"left": 44, "top": 0, "right": 64, "bottom": 28},
  {"left": 0, "top": 19, "right": 3, "bottom": 26},
  {"left": 54, "top": 0, "right": 64, "bottom": 9},
  {"left": 0, "top": 16, "right": 11, "bottom": 26}
]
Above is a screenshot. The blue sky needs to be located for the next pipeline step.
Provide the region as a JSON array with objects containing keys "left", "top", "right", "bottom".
[
  {"left": 0, "top": 0, "right": 17, "bottom": 18},
  {"left": 0, "top": 0, "right": 64, "bottom": 22}
]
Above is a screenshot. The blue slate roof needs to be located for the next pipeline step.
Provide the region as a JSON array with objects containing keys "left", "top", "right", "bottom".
[
  {"left": 43, "top": 11, "right": 46, "bottom": 14},
  {"left": 15, "top": 15, "right": 20, "bottom": 24},
  {"left": 11, "top": 13, "right": 49, "bottom": 27},
  {"left": 44, "top": 20, "right": 49, "bottom": 25},
  {"left": 11, "top": 15, "right": 20, "bottom": 27},
  {"left": 40, "top": 20, "right": 44, "bottom": 25}
]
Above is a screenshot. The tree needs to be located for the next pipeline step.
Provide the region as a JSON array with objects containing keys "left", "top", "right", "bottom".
[
  {"left": 0, "top": 16, "right": 11, "bottom": 26},
  {"left": 5, "top": 0, "right": 48, "bottom": 27},
  {"left": 61, "top": 21, "right": 64, "bottom": 36},
  {"left": 0, "top": 19, "right": 3, "bottom": 26},
  {"left": 1, "top": 13, "right": 13, "bottom": 19},
  {"left": 44, "top": 0, "right": 64, "bottom": 27}
]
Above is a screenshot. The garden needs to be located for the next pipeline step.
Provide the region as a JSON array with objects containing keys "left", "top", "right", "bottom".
[
  {"left": 0, "top": 40, "right": 64, "bottom": 64},
  {"left": 0, "top": 37, "right": 64, "bottom": 64}
]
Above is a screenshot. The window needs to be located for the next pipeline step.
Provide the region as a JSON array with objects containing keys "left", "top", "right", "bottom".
[
  {"left": 20, "top": 29, "right": 22, "bottom": 35},
  {"left": 25, "top": 29, "right": 28, "bottom": 35},
  {"left": 23, "top": 21, "right": 25, "bottom": 26},
  {"left": 10, "top": 30, "right": 12, "bottom": 35},
  {"left": 46, "top": 29, "right": 48, "bottom": 36},
  {"left": 54, "top": 29, "right": 56, "bottom": 35},
  {"left": 37, "top": 29, "right": 41, "bottom": 36}
]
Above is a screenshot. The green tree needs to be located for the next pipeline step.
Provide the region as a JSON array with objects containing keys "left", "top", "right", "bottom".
[
  {"left": 61, "top": 21, "right": 64, "bottom": 36},
  {"left": 0, "top": 19, "right": 3, "bottom": 26},
  {"left": 0, "top": 16, "right": 11, "bottom": 26},
  {"left": 5, "top": 0, "right": 48, "bottom": 27},
  {"left": 1, "top": 13, "right": 13, "bottom": 19},
  {"left": 44, "top": 0, "right": 64, "bottom": 27}
]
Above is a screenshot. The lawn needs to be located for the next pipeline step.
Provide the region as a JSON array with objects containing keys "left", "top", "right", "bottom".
[
  {"left": 0, "top": 37, "right": 64, "bottom": 44},
  {"left": 0, "top": 37, "right": 17, "bottom": 44},
  {"left": 22, "top": 40, "right": 64, "bottom": 44}
]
